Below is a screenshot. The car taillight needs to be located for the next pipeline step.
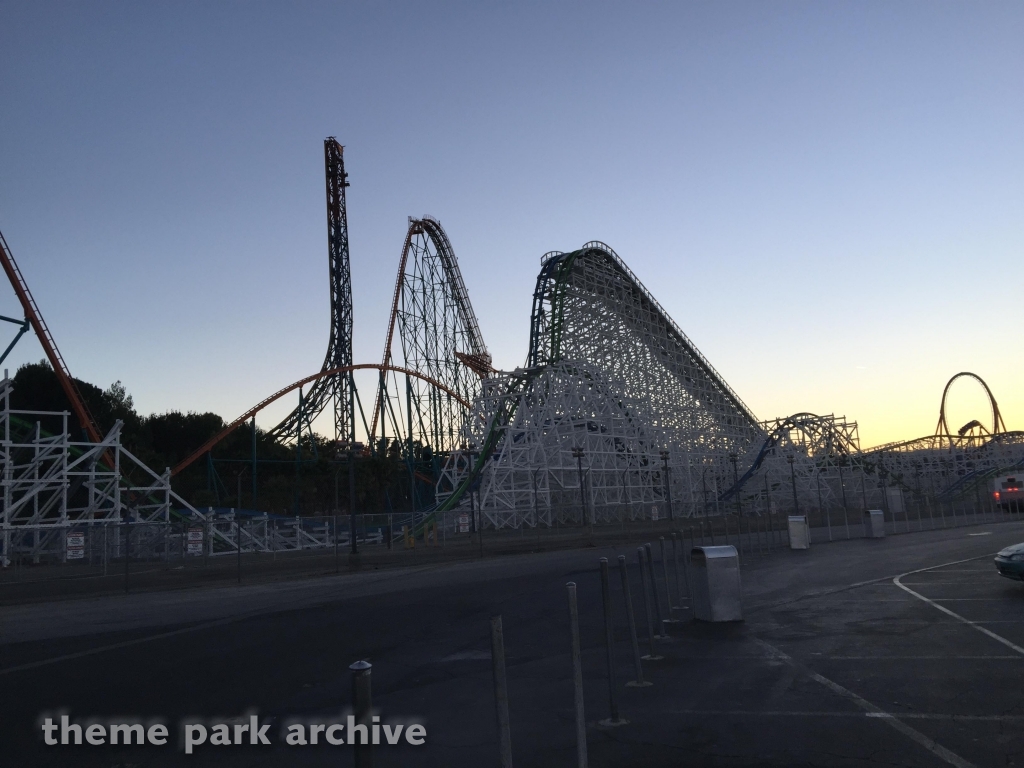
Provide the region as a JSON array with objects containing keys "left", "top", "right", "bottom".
[{"left": 995, "top": 492, "right": 1001, "bottom": 501}]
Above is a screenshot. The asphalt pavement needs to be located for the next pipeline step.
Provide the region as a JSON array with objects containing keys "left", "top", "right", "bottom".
[{"left": 3, "top": 518, "right": 1024, "bottom": 767}]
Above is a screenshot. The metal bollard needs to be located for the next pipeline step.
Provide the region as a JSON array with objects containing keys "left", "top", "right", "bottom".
[
  {"left": 637, "top": 547, "right": 663, "bottom": 659},
  {"left": 618, "top": 555, "right": 651, "bottom": 686},
  {"left": 350, "top": 660, "right": 373, "bottom": 768},
  {"left": 644, "top": 543, "right": 667, "bottom": 637},
  {"left": 598, "top": 559, "right": 627, "bottom": 724},
  {"left": 566, "top": 583, "right": 588, "bottom": 768},
  {"left": 659, "top": 537, "right": 679, "bottom": 623},
  {"left": 490, "top": 616, "right": 514, "bottom": 768}
]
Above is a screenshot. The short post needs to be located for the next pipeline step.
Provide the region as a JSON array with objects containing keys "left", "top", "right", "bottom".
[
  {"left": 598, "top": 559, "right": 626, "bottom": 725},
  {"left": 637, "top": 547, "right": 662, "bottom": 659},
  {"left": 350, "top": 660, "right": 373, "bottom": 768},
  {"left": 644, "top": 543, "right": 666, "bottom": 637},
  {"left": 618, "top": 555, "right": 650, "bottom": 686},
  {"left": 236, "top": 517, "right": 241, "bottom": 584},
  {"left": 566, "top": 582, "right": 588, "bottom": 768},
  {"left": 490, "top": 615, "right": 514, "bottom": 768},
  {"left": 334, "top": 514, "right": 339, "bottom": 573}
]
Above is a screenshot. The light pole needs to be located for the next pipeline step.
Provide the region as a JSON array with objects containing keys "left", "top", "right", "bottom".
[
  {"left": 532, "top": 465, "right": 542, "bottom": 528},
  {"left": 787, "top": 454, "right": 800, "bottom": 515},
  {"left": 348, "top": 442, "right": 364, "bottom": 555},
  {"left": 660, "top": 450, "right": 674, "bottom": 521},
  {"left": 878, "top": 452, "right": 890, "bottom": 519},
  {"left": 729, "top": 453, "right": 741, "bottom": 518},
  {"left": 467, "top": 443, "right": 480, "bottom": 535},
  {"left": 838, "top": 459, "right": 850, "bottom": 538},
  {"left": 620, "top": 468, "right": 630, "bottom": 521},
  {"left": 701, "top": 467, "right": 710, "bottom": 518},
  {"left": 236, "top": 468, "right": 247, "bottom": 511},
  {"left": 572, "top": 446, "right": 588, "bottom": 526}
]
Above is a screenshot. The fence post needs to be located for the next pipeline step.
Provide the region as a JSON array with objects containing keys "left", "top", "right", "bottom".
[
  {"left": 643, "top": 543, "right": 666, "bottom": 637},
  {"left": 618, "top": 555, "right": 650, "bottom": 686},
  {"left": 637, "top": 547, "right": 662, "bottom": 659},
  {"left": 566, "top": 582, "right": 588, "bottom": 768},
  {"left": 598, "top": 558, "right": 627, "bottom": 724},
  {"left": 490, "top": 616, "right": 514, "bottom": 768}
]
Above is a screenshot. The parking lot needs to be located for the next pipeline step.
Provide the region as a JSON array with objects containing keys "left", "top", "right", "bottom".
[{"left": 3, "top": 520, "right": 1024, "bottom": 767}]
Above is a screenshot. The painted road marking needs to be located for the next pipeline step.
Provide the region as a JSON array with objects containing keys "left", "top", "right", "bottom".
[
  {"left": 894, "top": 560, "right": 1024, "bottom": 657},
  {"left": 440, "top": 650, "right": 491, "bottom": 662},
  {"left": 818, "top": 655, "right": 1021, "bottom": 660},
  {"left": 755, "top": 638, "right": 977, "bottom": 768},
  {"left": 669, "top": 710, "right": 1024, "bottom": 721}
]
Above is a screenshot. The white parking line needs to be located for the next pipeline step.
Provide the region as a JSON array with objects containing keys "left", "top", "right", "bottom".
[
  {"left": 669, "top": 710, "right": 1024, "bottom": 721},
  {"left": 821, "top": 655, "right": 1020, "bottom": 660},
  {"left": 755, "top": 639, "right": 976, "bottom": 768},
  {"left": 893, "top": 558, "right": 1024, "bottom": 657}
]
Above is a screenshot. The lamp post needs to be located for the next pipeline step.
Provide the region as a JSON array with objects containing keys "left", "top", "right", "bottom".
[
  {"left": 838, "top": 459, "right": 850, "bottom": 538},
  {"left": 532, "top": 465, "right": 542, "bottom": 529},
  {"left": 334, "top": 463, "right": 344, "bottom": 515},
  {"left": 701, "top": 467, "right": 710, "bottom": 518},
  {"left": 620, "top": 468, "right": 630, "bottom": 521},
  {"left": 660, "top": 450, "right": 674, "bottom": 521},
  {"left": 878, "top": 453, "right": 890, "bottom": 519},
  {"left": 787, "top": 454, "right": 800, "bottom": 515},
  {"left": 348, "top": 442, "right": 364, "bottom": 555},
  {"left": 572, "top": 446, "right": 588, "bottom": 526},
  {"left": 729, "top": 453, "right": 741, "bottom": 517}
]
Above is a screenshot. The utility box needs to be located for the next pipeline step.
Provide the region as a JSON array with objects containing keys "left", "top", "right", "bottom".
[
  {"left": 691, "top": 545, "right": 742, "bottom": 622},
  {"left": 864, "top": 509, "right": 886, "bottom": 538},
  {"left": 788, "top": 516, "right": 810, "bottom": 550}
]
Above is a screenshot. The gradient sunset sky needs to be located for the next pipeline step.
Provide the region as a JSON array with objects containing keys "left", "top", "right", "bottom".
[{"left": 1, "top": 1, "right": 1021, "bottom": 448}]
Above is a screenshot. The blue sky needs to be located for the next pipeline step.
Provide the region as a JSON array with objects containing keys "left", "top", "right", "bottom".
[{"left": 1, "top": 1, "right": 1021, "bottom": 447}]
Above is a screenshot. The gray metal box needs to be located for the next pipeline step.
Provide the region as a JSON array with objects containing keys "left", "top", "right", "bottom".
[
  {"left": 690, "top": 545, "right": 742, "bottom": 622},
  {"left": 788, "top": 515, "right": 810, "bottom": 549},
  {"left": 864, "top": 509, "right": 886, "bottom": 538}
]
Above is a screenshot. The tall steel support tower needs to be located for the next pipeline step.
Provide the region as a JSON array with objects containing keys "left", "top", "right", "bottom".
[{"left": 270, "top": 138, "right": 354, "bottom": 443}]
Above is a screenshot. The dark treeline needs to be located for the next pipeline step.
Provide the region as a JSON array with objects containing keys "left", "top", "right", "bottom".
[{"left": 10, "top": 362, "right": 438, "bottom": 516}]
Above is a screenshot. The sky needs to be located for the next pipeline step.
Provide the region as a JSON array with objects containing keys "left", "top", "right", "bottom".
[{"left": 0, "top": 1, "right": 1021, "bottom": 449}]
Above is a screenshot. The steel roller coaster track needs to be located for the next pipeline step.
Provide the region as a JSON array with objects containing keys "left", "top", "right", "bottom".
[
  {"left": 369, "top": 215, "right": 491, "bottom": 456},
  {"left": 170, "top": 363, "right": 471, "bottom": 476}
]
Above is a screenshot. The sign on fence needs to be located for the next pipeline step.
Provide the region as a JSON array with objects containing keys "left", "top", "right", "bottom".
[
  {"left": 651, "top": 505, "right": 659, "bottom": 522},
  {"left": 65, "top": 530, "right": 85, "bottom": 560},
  {"left": 457, "top": 514, "right": 470, "bottom": 534},
  {"left": 187, "top": 526, "right": 204, "bottom": 555}
]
